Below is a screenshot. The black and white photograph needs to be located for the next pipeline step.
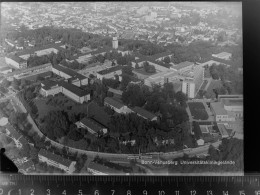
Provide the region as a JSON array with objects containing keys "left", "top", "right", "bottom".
[{"left": 0, "top": 2, "right": 243, "bottom": 176}]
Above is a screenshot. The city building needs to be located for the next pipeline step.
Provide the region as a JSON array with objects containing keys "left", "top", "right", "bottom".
[
  {"left": 76, "top": 117, "right": 107, "bottom": 136},
  {"left": 210, "top": 102, "right": 234, "bottom": 122},
  {"left": 38, "top": 149, "right": 76, "bottom": 174},
  {"left": 182, "top": 79, "right": 196, "bottom": 99},
  {"left": 40, "top": 81, "right": 90, "bottom": 104},
  {"left": 131, "top": 106, "right": 158, "bottom": 121},
  {"left": 212, "top": 52, "right": 232, "bottom": 60},
  {"left": 193, "top": 121, "right": 222, "bottom": 146},
  {"left": 96, "top": 66, "right": 122, "bottom": 80},
  {"left": 170, "top": 61, "right": 194, "bottom": 72},
  {"left": 52, "top": 64, "right": 88, "bottom": 86},
  {"left": 5, "top": 55, "right": 27, "bottom": 69},
  {"left": 104, "top": 97, "right": 131, "bottom": 114},
  {"left": 181, "top": 65, "right": 204, "bottom": 98},
  {"left": 112, "top": 36, "right": 118, "bottom": 49},
  {"left": 217, "top": 123, "right": 229, "bottom": 138},
  {"left": 218, "top": 95, "right": 243, "bottom": 119},
  {"left": 16, "top": 43, "right": 64, "bottom": 60}
]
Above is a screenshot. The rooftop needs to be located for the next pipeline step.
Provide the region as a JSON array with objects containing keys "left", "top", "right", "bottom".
[
  {"left": 210, "top": 102, "right": 227, "bottom": 115},
  {"left": 53, "top": 64, "right": 86, "bottom": 80},
  {"left": 88, "top": 161, "right": 123, "bottom": 174},
  {"left": 16, "top": 43, "right": 64, "bottom": 56},
  {"left": 38, "top": 149, "right": 75, "bottom": 168},
  {"left": 97, "top": 65, "right": 122, "bottom": 75},
  {"left": 131, "top": 106, "right": 157, "bottom": 120},
  {"left": 6, "top": 55, "right": 27, "bottom": 63},
  {"left": 104, "top": 97, "right": 125, "bottom": 109},
  {"left": 171, "top": 61, "right": 194, "bottom": 70},
  {"left": 212, "top": 52, "right": 232, "bottom": 59},
  {"left": 108, "top": 87, "right": 123, "bottom": 96},
  {"left": 0, "top": 66, "right": 12, "bottom": 71},
  {"left": 60, "top": 81, "right": 89, "bottom": 97},
  {"left": 79, "top": 117, "right": 106, "bottom": 133},
  {"left": 222, "top": 99, "right": 243, "bottom": 107},
  {"left": 217, "top": 123, "right": 229, "bottom": 137}
]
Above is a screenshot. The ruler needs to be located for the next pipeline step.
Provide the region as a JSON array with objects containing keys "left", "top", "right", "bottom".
[{"left": 0, "top": 174, "right": 260, "bottom": 195}]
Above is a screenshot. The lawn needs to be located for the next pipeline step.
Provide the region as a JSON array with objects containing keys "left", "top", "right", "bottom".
[{"left": 187, "top": 102, "right": 209, "bottom": 120}]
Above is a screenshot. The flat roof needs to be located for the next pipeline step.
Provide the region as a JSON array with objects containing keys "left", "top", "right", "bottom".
[
  {"left": 0, "top": 66, "right": 12, "bottom": 71},
  {"left": 171, "top": 61, "right": 194, "bottom": 70},
  {"left": 38, "top": 149, "right": 74, "bottom": 168},
  {"left": 80, "top": 117, "right": 106, "bottom": 133},
  {"left": 217, "top": 123, "right": 229, "bottom": 137},
  {"left": 222, "top": 99, "right": 243, "bottom": 106},
  {"left": 210, "top": 102, "right": 227, "bottom": 115}
]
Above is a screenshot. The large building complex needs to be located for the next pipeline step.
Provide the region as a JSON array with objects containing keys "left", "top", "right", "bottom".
[
  {"left": 96, "top": 66, "right": 122, "bottom": 80},
  {"left": 40, "top": 80, "right": 90, "bottom": 104},
  {"left": 4, "top": 43, "right": 64, "bottom": 69},
  {"left": 52, "top": 64, "right": 88, "bottom": 86},
  {"left": 38, "top": 149, "right": 76, "bottom": 174}
]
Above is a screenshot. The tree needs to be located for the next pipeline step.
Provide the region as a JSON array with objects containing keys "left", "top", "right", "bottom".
[
  {"left": 1, "top": 79, "right": 11, "bottom": 88},
  {"left": 175, "top": 91, "right": 188, "bottom": 107},
  {"left": 122, "top": 65, "right": 133, "bottom": 76},
  {"left": 163, "top": 56, "right": 171, "bottom": 64}
]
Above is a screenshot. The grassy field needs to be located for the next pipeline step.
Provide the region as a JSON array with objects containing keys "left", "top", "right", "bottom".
[{"left": 187, "top": 102, "right": 209, "bottom": 120}]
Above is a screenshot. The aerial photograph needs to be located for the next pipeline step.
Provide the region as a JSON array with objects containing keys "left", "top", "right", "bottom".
[{"left": 0, "top": 2, "right": 243, "bottom": 175}]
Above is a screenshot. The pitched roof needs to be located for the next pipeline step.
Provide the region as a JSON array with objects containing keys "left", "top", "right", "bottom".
[
  {"left": 60, "top": 81, "right": 89, "bottom": 97},
  {"left": 108, "top": 87, "right": 123, "bottom": 96},
  {"left": 104, "top": 97, "right": 125, "bottom": 109},
  {"left": 97, "top": 66, "right": 122, "bottom": 75},
  {"left": 38, "top": 149, "right": 74, "bottom": 168},
  {"left": 52, "top": 64, "right": 86, "bottom": 80},
  {"left": 131, "top": 106, "right": 157, "bottom": 120},
  {"left": 16, "top": 43, "right": 64, "bottom": 56},
  {"left": 80, "top": 117, "right": 106, "bottom": 133},
  {"left": 6, "top": 55, "right": 27, "bottom": 63}
]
